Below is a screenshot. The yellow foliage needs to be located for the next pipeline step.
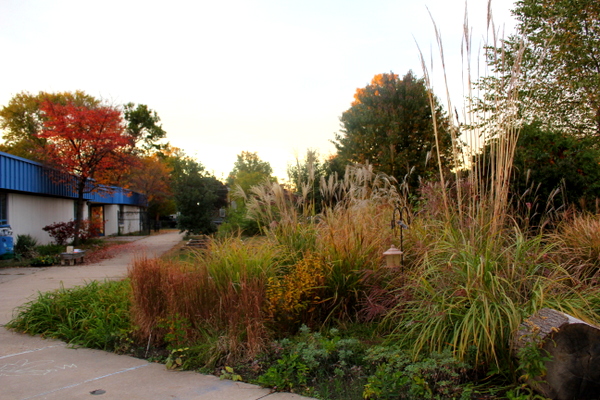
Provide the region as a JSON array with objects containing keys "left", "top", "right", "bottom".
[{"left": 266, "top": 253, "right": 326, "bottom": 319}]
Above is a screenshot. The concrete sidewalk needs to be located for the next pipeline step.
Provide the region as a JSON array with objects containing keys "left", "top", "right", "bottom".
[{"left": 0, "top": 232, "right": 311, "bottom": 400}]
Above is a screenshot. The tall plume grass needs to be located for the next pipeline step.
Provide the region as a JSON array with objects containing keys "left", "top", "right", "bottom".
[
  {"left": 383, "top": 1, "right": 600, "bottom": 373},
  {"left": 417, "top": 1, "right": 526, "bottom": 235}
]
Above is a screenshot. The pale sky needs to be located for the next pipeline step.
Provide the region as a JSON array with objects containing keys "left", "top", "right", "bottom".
[{"left": 0, "top": 0, "right": 516, "bottom": 181}]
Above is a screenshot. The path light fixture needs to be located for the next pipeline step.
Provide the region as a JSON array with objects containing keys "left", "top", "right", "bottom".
[
  {"left": 383, "top": 205, "right": 410, "bottom": 268},
  {"left": 383, "top": 245, "right": 403, "bottom": 268}
]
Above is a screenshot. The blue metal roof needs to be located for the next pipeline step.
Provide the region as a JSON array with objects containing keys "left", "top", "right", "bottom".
[{"left": 0, "top": 151, "right": 147, "bottom": 207}]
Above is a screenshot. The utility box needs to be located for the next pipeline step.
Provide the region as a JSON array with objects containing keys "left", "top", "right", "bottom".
[{"left": 0, "top": 224, "right": 14, "bottom": 259}]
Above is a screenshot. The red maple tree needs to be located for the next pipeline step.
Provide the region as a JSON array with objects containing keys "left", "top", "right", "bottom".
[{"left": 38, "top": 100, "right": 135, "bottom": 244}]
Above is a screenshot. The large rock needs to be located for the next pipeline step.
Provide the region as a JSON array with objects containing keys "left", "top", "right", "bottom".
[{"left": 515, "top": 308, "right": 600, "bottom": 400}]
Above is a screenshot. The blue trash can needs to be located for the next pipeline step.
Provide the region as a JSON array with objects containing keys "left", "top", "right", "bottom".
[{"left": 0, "top": 236, "right": 14, "bottom": 259}]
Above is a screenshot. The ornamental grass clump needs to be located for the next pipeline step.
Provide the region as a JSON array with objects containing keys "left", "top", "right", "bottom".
[
  {"left": 7, "top": 280, "right": 131, "bottom": 351},
  {"left": 243, "top": 163, "right": 401, "bottom": 324},
  {"left": 386, "top": 219, "right": 599, "bottom": 371},
  {"left": 128, "top": 236, "right": 280, "bottom": 364},
  {"left": 549, "top": 213, "right": 600, "bottom": 281},
  {"left": 387, "top": 6, "right": 600, "bottom": 376},
  {"left": 316, "top": 200, "right": 392, "bottom": 322}
]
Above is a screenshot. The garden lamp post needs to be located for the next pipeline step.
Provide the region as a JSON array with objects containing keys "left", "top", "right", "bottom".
[
  {"left": 383, "top": 205, "right": 410, "bottom": 268},
  {"left": 383, "top": 245, "right": 403, "bottom": 268}
]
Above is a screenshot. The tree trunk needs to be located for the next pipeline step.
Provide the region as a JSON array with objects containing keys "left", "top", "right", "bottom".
[
  {"left": 74, "top": 180, "right": 86, "bottom": 246},
  {"left": 514, "top": 308, "right": 600, "bottom": 400}
]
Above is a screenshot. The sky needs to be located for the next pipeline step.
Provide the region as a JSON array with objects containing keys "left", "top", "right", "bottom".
[{"left": 0, "top": 0, "right": 517, "bottom": 182}]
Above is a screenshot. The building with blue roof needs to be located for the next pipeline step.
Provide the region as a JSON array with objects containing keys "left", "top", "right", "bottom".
[{"left": 0, "top": 151, "right": 147, "bottom": 244}]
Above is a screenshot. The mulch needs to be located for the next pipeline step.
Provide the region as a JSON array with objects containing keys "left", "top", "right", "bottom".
[{"left": 83, "top": 241, "right": 141, "bottom": 264}]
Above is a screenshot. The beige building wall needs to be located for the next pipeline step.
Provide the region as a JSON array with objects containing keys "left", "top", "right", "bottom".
[
  {"left": 7, "top": 193, "right": 89, "bottom": 245},
  {"left": 118, "top": 205, "right": 143, "bottom": 235},
  {"left": 7, "top": 194, "right": 144, "bottom": 244}
]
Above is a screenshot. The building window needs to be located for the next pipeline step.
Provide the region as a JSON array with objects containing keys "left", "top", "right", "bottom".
[{"left": 0, "top": 192, "right": 7, "bottom": 225}]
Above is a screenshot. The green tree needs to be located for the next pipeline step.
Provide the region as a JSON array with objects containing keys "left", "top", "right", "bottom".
[
  {"left": 0, "top": 91, "right": 100, "bottom": 159},
  {"left": 171, "top": 156, "right": 228, "bottom": 235},
  {"left": 474, "top": 122, "right": 600, "bottom": 222},
  {"left": 512, "top": 122, "right": 600, "bottom": 210},
  {"left": 227, "top": 151, "right": 276, "bottom": 194},
  {"left": 332, "top": 71, "right": 452, "bottom": 189},
  {"left": 222, "top": 152, "right": 276, "bottom": 235},
  {"left": 479, "top": 0, "right": 600, "bottom": 136},
  {"left": 123, "top": 103, "right": 167, "bottom": 153}
]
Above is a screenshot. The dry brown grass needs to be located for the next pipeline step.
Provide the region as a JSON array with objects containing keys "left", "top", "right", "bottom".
[
  {"left": 550, "top": 213, "right": 600, "bottom": 281},
  {"left": 128, "top": 254, "right": 271, "bottom": 363}
]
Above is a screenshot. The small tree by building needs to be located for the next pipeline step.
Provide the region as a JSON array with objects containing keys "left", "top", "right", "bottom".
[{"left": 38, "top": 100, "right": 134, "bottom": 244}]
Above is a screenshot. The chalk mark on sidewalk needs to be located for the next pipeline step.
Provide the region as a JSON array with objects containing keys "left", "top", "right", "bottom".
[{"left": 0, "top": 358, "right": 77, "bottom": 376}]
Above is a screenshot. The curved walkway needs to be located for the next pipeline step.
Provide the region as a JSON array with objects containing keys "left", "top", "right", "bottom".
[{"left": 0, "top": 231, "right": 311, "bottom": 400}]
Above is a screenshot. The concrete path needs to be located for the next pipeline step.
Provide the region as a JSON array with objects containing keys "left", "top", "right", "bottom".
[{"left": 0, "top": 232, "right": 311, "bottom": 400}]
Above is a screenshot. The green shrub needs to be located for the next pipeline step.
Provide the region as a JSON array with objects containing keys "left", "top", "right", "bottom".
[
  {"left": 164, "top": 332, "right": 224, "bottom": 372},
  {"left": 7, "top": 280, "right": 131, "bottom": 351},
  {"left": 29, "top": 255, "right": 59, "bottom": 266},
  {"left": 35, "top": 244, "right": 64, "bottom": 256},
  {"left": 218, "top": 206, "right": 261, "bottom": 237},
  {"left": 14, "top": 234, "right": 38, "bottom": 257}
]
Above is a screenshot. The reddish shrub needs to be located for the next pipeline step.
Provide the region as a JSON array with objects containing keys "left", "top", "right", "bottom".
[{"left": 43, "top": 220, "right": 103, "bottom": 245}]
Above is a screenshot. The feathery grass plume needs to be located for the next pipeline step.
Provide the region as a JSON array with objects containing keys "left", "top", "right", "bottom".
[
  {"left": 243, "top": 179, "right": 318, "bottom": 259},
  {"left": 417, "top": 0, "right": 526, "bottom": 234},
  {"left": 244, "top": 179, "right": 301, "bottom": 230}
]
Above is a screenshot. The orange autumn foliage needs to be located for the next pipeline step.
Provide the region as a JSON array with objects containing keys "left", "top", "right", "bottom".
[{"left": 38, "top": 100, "right": 134, "bottom": 188}]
